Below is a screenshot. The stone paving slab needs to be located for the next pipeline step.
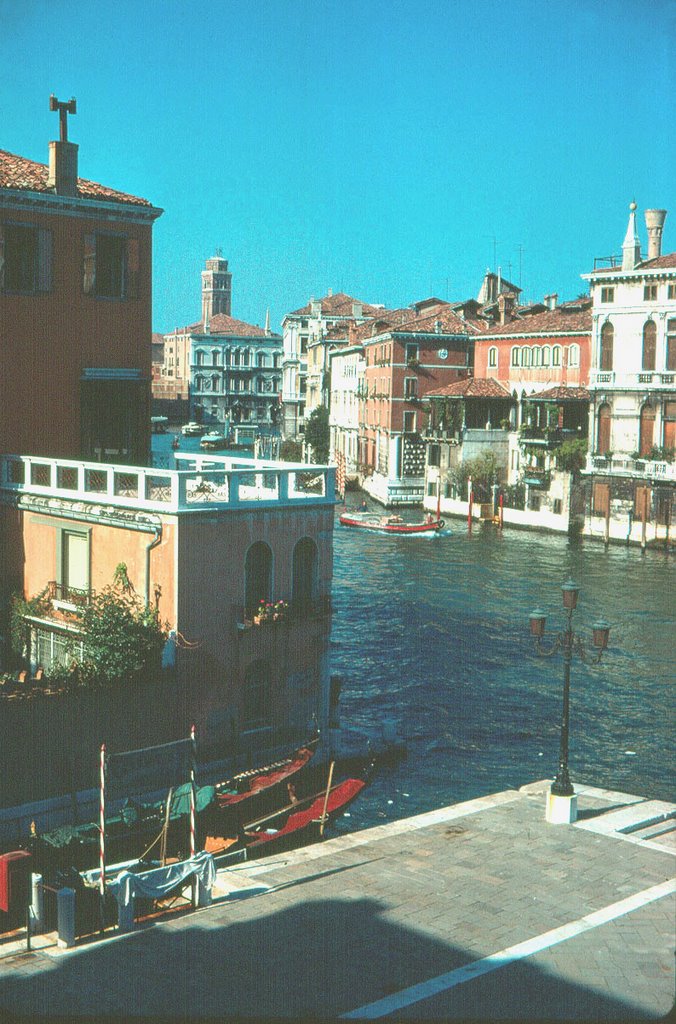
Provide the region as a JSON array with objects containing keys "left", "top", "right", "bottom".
[{"left": 0, "top": 783, "right": 673, "bottom": 1020}]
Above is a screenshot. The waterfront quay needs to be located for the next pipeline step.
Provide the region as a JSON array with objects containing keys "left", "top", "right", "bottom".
[{"left": 1, "top": 782, "right": 673, "bottom": 1020}]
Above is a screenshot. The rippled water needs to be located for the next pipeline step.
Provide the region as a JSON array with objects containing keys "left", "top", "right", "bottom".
[
  {"left": 152, "top": 435, "right": 674, "bottom": 827},
  {"left": 330, "top": 504, "right": 675, "bottom": 832}
]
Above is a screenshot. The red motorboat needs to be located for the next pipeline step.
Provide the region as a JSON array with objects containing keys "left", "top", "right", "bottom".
[{"left": 339, "top": 511, "right": 444, "bottom": 534}]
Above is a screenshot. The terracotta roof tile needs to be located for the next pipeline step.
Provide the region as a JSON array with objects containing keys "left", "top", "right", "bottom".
[
  {"left": 638, "top": 252, "right": 676, "bottom": 269},
  {"left": 426, "top": 378, "right": 511, "bottom": 399},
  {"left": 0, "top": 149, "right": 154, "bottom": 207},
  {"left": 478, "top": 309, "right": 592, "bottom": 337},
  {"left": 528, "top": 385, "right": 591, "bottom": 402},
  {"left": 289, "top": 292, "right": 383, "bottom": 317},
  {"left": 171, "top": 314, "right": 281, "bottom": 339}
]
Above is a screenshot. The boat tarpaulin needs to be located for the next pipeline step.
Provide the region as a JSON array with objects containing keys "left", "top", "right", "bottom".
[{"left": 107, "top": 851, "right": 216, "bottom": 907}]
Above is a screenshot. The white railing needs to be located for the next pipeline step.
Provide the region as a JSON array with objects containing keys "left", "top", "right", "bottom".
[
  {"left": 590, "top": 370, "right": 676, "bottom": 389},
  {"left": 583, "top": 454, "right": 676, "bottom": 481},
  {"left": 0, "top": 453, "right": 336, "bottom": 514}
]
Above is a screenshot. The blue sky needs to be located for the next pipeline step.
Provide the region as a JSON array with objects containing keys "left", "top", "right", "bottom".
[{"left": 2, "top": 0, "right": 674, "bottom": 331}]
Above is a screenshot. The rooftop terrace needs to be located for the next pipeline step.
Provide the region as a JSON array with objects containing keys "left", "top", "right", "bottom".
[{"left": 0, "top": 453, "right": 336, "bottom": 514}]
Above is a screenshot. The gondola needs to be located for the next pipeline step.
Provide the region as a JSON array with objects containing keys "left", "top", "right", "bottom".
[{"left": 204, "top": 774, "right": 368, "bottom": 861}]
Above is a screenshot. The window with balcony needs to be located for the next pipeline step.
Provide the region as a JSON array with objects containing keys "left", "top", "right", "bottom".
[
  {"left": 642, "top": 320, "right": 656, "bottom": 371},
  {"left": 639, "top": 403, "right": 656, "bottom": 457},
  {"left": 1, "top": 223, "right": 52, "bottom": 294},
  {"left": 601, "top": 287, "right": 615, "bottom": 303},
  {"left": 59, "top": 529, "right": 91, "bottom": 604},
  {"left": 666, "top": 319, "right": 676, "bottom": 372},
  {"left": 600, "top": 322, "right": 614, "bottom": 371},
  {"left": 597, "top": 403, "right": 611, "bottom": 455},
  {"left": 643, "top": 284, "right": 658, "bottom": 302},
  {"left": 80, "top": 371, "right": 148, "bottom": 465}
]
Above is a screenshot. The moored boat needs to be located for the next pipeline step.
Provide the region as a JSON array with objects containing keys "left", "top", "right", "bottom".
[
  {"left": 181, "top": 421, "right": 206, "bottom": 436},
  {"left": 200, "top": 431, "right": 230, "bottom": 450},
  {"left": 339, "top": 511, "right": 445, "bottom": 534},
  {"left": 205, "top": 774, "right": 368, "bottom": 861}
]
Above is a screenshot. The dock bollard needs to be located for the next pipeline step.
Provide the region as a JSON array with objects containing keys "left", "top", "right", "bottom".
[
  {"left": 30, "top": 874, "right": 44, "bottom": 936},
  {"left": 117, "top": 894, "right": 135, "bottom": 933},
  {"left": 56, "top": 887, "right": 76, "bottom": 949},
  {"left": 196, "top": 875, "right": 213, "bottom": 908}
]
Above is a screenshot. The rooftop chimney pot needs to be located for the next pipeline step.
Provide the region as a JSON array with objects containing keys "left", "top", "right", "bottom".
[{"left": 645, "top": 209, "right": 667, "bottom": 260}]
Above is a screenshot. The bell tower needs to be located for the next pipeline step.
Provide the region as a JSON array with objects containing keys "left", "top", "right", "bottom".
[{"left": 201, "top": 250, "right": 232, "bottom": 323}]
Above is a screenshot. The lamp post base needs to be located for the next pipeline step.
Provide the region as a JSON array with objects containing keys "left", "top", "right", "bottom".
[{"left": 546, "top": 789, "right": 578, "bottom": 824}]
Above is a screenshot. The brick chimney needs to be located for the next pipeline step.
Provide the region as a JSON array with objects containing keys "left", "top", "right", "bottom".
[
  {"left": 47, "top": 95, "right": 78, "bottom": 197},
  {"left": 645, "top": 209, "right": 667, "bottom": 260},
  {"left": 497, "top": 293, "right": 515, "bottom": 325}
]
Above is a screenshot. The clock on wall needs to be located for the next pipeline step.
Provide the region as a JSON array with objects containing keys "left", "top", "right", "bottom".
[{"left": 438, "top": 348, "right": 448, "bottom": 359}]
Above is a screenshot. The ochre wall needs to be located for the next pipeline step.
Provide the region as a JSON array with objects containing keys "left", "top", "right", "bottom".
[{"left": 0, "top": 206, "right": 153, "bottom": 460}]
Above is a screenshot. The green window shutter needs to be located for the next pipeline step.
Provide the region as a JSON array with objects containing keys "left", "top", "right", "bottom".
[
  {"left": 37, "top": 228, "right": 53, "bottom": 292},
  {"left": 83, "top": 232, "right": 96, "bottom": 294},
  {"left": 126, "top": 237, "right": 139, "bottom": 299}
]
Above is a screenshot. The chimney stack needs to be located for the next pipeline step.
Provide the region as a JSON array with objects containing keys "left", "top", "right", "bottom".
[
  {"left": 352, "top": 301, "right": 362, "bottom": 318},
  {"left": 645, "top": 209, "right": 667, "bottom": 260},
  {"left": 543, "top": 293, "right": 558, "bottom": 310},
  {"left": 47, "top": 94, "right": 78, "bottom": 197},
  {"left": 497, "top": 293, "right": 515, "bottom": 326}
]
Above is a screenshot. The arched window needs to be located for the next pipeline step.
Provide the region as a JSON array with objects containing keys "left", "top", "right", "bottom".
[
  {"left": 511, "top": 347, "right": 520, "bottom": 367},
  {"left": 488, "top": 347, "right": 498, "bottom": 368},
  {"left": 194, "top": 375, "right": 203, "bottom": 391},
  {"left": 212, "top": 350, "right": 220, "bottom": 367},
  {"left": 195, "top": 350, "right": 206, "bottom": 366},
  {"left": 242, "top": 349, "right": 251, "bottom": 366},
  {"left": 232, "top": 349, "right": 240, "bottom": 366},
  {"left": 552, "top": 345, "right": 562, "bottom": 367},
  {"left": 663, "top": 400, "right": 676, "bottom": 450},
  {"left": 642, "top": 321, "right": 656, "bottom": 371},
  {"left": 639, "top": 403, "right": 656, "bottom": 457},
  {"left": 292, "top": 538, "right": 318, "bottom": 611},
  {"left": 667, "top": 319, "right": 676, "bottom": 372},
  {"left": 600, "top": 322, "right": 614, "bottom": 371},
  {"left": 597, "top": 403, "right": 611, "bottom": 455},
  {"left": 257, "top": 353, "right": 267, "bottom": 368},
  {"left": 245, "top": 541, "right": 272, "bottom": 617},
  {"left": 242, "top": 659, "right": 271, "bottom": 730},
  {"left": 541, "top": 346, "right": 551, "bottom": 367},
  {"left": 522, "top": 347, "right": 531, "bottom": 368},
  {"left": 568, "top": 344, "right": 580, "bottom": 368},
  {"left": 532, "top": 347, "right": 541, "bottom": 368},
  {"left": 211, "top": 374, "right": 219, "bottom": 391}
]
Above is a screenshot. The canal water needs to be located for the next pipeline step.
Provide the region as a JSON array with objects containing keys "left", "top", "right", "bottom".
[
  {"left": 330, "top": 501, "right": 675, "bottom": 834},
  {"left": 153, "top": 435, "right": 674, "bottom": 830}
]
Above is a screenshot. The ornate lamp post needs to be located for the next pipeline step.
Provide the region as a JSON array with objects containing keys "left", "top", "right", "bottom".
[{"left": 529, "top": 580, "right": 610, "bottom": 823}]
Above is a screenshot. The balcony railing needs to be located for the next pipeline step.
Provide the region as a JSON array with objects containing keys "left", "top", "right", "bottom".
[
  {"left": 0, "top": 453, "right": 336, "bottom": 514},
  {"left": 519, "top": 427, "right": 584, "bottom": 448},
  {"left": 234, "top": 595, "right": 332, "bottom": 631},
  {"left": 590, "top": 370, "right": 676, "bottom": 389},
  {"left": 583, "top": 453, "right": 676, "bottom": 481},
  {"left": 48, "top": 581, "right": 94, "bottom": 608}
]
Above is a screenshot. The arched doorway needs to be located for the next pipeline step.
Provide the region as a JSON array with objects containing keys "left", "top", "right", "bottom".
[
  {"left": 245, "top": 542, "right": 272, "bottom": 617},
  {"left": 597, "top": 403, "right": 611, "bottom": 455},
  {"left": 292, "top": 538, "right": 318, "bottom": 611},
  {"left": 639, "top": 404, "right": 656, "bottom": 457}
]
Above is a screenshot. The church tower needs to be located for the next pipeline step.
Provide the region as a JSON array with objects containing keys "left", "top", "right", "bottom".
[{"left": 201, "top": 252, "right": 232, "bottom": 323}]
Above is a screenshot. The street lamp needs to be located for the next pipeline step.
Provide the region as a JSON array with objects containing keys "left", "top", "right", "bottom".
[{"left": 530, "top": 580, "right": 610, "bottom": 823}]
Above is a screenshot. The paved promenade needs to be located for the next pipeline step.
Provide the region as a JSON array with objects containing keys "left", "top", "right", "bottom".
[{"left": 0, "top": 780, "right": 674, "bottom": 1020}]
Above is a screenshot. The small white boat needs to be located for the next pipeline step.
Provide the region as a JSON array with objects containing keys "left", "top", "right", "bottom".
[
  {"left": 181, "top": 422, "right": 206, "bottom": 436},
  {"left": 200, "top": 431, "right": 230, "bottom": 450}
]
